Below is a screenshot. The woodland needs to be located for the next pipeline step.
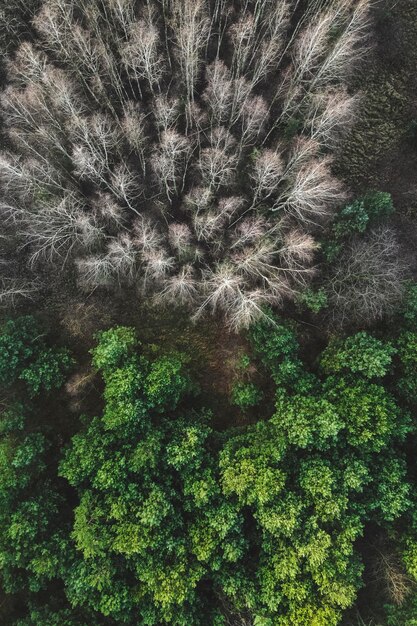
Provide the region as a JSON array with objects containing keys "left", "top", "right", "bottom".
[{"left": 0, "top": 0, "right": 417, "bottom": 624}]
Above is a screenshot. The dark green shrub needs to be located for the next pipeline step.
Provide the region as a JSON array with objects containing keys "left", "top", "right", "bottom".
[
  {"left": 332, "top": 192, "right": 394, "bottom": 239},
  {"left": 230, "top": 382, "right": 263, "bottom": 409},
  {"left": 19, "top": 347, "right": 74, "bottom": 395},
  {"left": 0, "top": 316, "right": 73, "bottom": 393},
  {"left": 296, "top": 288, "right": 328, "bottom": 313},
  {"left": 402, "top": 283, "right": 417, "bottom": 329}
]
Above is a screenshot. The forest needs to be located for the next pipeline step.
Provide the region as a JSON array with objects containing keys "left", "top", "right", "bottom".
[{"left": 0, "top": 0, "right": 416, "bottom": 624}]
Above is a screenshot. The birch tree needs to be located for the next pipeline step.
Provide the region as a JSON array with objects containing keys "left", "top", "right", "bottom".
[{"left": 0, "top": 0, "right": 371, "bottom": 328}]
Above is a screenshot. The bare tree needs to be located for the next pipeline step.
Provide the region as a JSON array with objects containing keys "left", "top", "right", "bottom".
[
  {"left": 276, "top": 157, "right": 346, "bottom": 225},
  {"left": 154, "top": 95, "right": 181, "bottom": 132},
  {"left": 122, "top": 16, "right": 165, "bottom": 93},
  {"left": 372, "top": 545, "right": 414, "bottom": 606},
  {"left": 229, "top": 15, "right": 256, "bottom": 79},
  {"left": 133, "top": 217, "right": 164, "bottom": 255},
  {"left": 305, "top": 88, "right": 359, "bottom": 148},
  {"left": 109, "top": 163, "right": 142, "bottom": 212},
  {"left": 171, "top": 0, "right": 210, "bottom": 110},
  {"left": 0, "top": 0, "right": 370, "bottom": 328},
  {"left": 327, "top": 226, "right": 408, "bottom": 327},
  {"left": 230, "top": 216, "right": 268, "bottom": 249},
  {"left": 142, "top": 247, "right": 176, "bottom": 289},
  {"left": 183, "top": 186, "right": 213, "bottom": 215},
  {"left": 76, "top": 255, "right": 115, "bottom": 289},
  {"left": 279, "top": 229, "right": 318, "bottom": 271},
  {"left": 158, "top": 264, "right": 198, "bottom": 306},
  {"left": 195, "top": 263, "right": 244, "bottom": 318},
  {"left": 7, "top": 41, "right": 47, "bottom": 87},
  {"left": 92, "top": 192, "right": 128, "bottom": 229},
  {"left": 106, "top": 234, "right": 137, "bottom": 282},
  {"left": 168, "top": 223, "right": 193, "bottom": 257},
  {"left": 238, "top": 95, "right": 268, "bottom": 151},
  {"left": 0, "top": 277, "right": 38, "bottom": 307},
  {"left": 152, "top": 130, "right": 191, "bottom": 201},
  {"left": 121, "top": 101, "right": 148, "bottom": 176},
  {"left": 21, "top": 194, "right": 103, "bottom": 267},
  {"left": 193, "top": 196, "right": 244, "bottom": 243},
  {"left": 198, "top": 127, "right": 237, "bottom": 192},
  {"left": 203, "top": 60, "right": 234, "bottom": 125},
  {"left": 250, "top": 149, "right": 284, "bottom": 207}
]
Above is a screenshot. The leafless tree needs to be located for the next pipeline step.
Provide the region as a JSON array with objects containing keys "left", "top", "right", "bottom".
[
  {"left": 168, "top": 223, "right": 192, "bottom": 256},
  {"left": 122, "top": 16, "right": 165, "bottom": 93},
  {"left": 250, "top": 149, "right": 284, "bottom": 207},
  {"left": 154, "top": 95, "right": 181, "bottom": 132},
  {"left": 109, "top": 163, "right": 142, "bottom": 212},
  {"left": 279, "top": 229, "right": 318, "bottom": 272},
  {"left": 106, "top": 234, "right": 137, "bottom": 282},
  {"left": 227, "top": 289, "right": 281, "bottom": 331},
  {"left": 152, "top": 130, "right": 191, "bottom": 201},
  {"left": 276, "top": 157, "right": 346, "bottom": 225},
  {"left": 194, "top": 196, "right": 243, "bottom": 243},
  {"left": 230, "top": 216, "right": 268, "bottom": 249},
  {"left": 92, "top": 193, "right": 128, "bottom": 229},
  {"left": 371, "top": 538, "right": 415, "bottom": 607},
  {"left": 198, "top": 127, "right": 237, "bottom": 192},
  {"left": 327, "top": 226, "right": 408, "bottom": 327},
  {"left": 203, "top": 60, "right": 234, "bottom": 125},
  {"left": 183, "top": 186, "right": 213, "bottom": 215},
  {"left": 217, "top": 590, "right": 256, "bottom": 624},
  {"left": 195, "top": 263, "right": 244, "bottom": 318},
  {"left": 21, "top": 194, "right": 103, "bottom": 267},
  {"left": 76, "top": 255, "right": 115, "bottom": 290},
  {"left": 121, "top": 101, "right": 148, "bottom": 176},
  {"left": 133, "top": 217, "right": 164, "bottom": 255},
  {"left": 142, "top": 248, "right": 176, "bottom": 290},
  {"left": 305, "top": 88, "right": 359, "bottom": 148},
  {"left": 0, "top": 277, "right": 38, "bottom": 307},
  {"left": 238, "top": 95, "right": 268, "bottom": 151},
  {"left": 6, "top": 41, "right": 47, "bottom": 87},
  {"left": 171, "top": 0, "right": 210, "bottom": 112},
  {"left": 158, "top": 264, "right": 198, "bottom": 307},
  {"left": 0, "top": 0, "right": 371, "bottom": 328}
]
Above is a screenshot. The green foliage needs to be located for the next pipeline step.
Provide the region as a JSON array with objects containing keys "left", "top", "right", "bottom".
[
  {"left": 0, "top": 406, "right": 68, "bottom": 595},
  {"left": 320, "top": 332, "right": 396, "bottom": 378},
  {"left": 0, "top": 316, "right": 73, "bottom": 393},
  {"left": 333, "top": 199, "right": 369, "bottom": 238},
  {"left": 249, "top": 313, "right": 315, "bottom": 392},
  {"left": 283, "top": 116, "right": 303, "bottom": 139},
  {"left": 0, "top": 316, "right": 41, "bottom": 386},
  {"left": 230, "top": 382, "right": 263, "bottom": 409},
  {"left": 91, "top": 326, "right": 138, "bottom": 371},
  {"left": 297, "top": 287, "right": 328, "bottom": 313},
  {"left": 1, "top": 314, "right": 416, "bottom": 625},
  {"left": 14, "top": 599, "right": 108, "bottom": 626},
  {"left": 0, "top": 317, "right": 73, "bottom": 604},
  {"left": 219, "top": 313, "right": 414, "bottom": 624},
  {"left": 395, "top": 331, "right": 417, "bottom": 404},
  {"left": 145, "top": 353, "right": 194, "bottom": 409},
  {"left": 364, "top": 191, "right": 395, "bottom": 221},
  {"left": 332, "top": 192, "right": 394, "bottom": 240},
  {"left": 60, "top": 326, "right": 242, "bottom": 624},
  {"left": 20, "top": 347, "right": 74, "bottom": 395},
  {"left": 402, "top": 283, "right": 417, "bottom": 328}
]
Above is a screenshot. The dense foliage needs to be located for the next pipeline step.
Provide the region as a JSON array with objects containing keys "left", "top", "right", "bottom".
[{"left": 0, "top": 304, "right": 416, "bottom": 625}]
